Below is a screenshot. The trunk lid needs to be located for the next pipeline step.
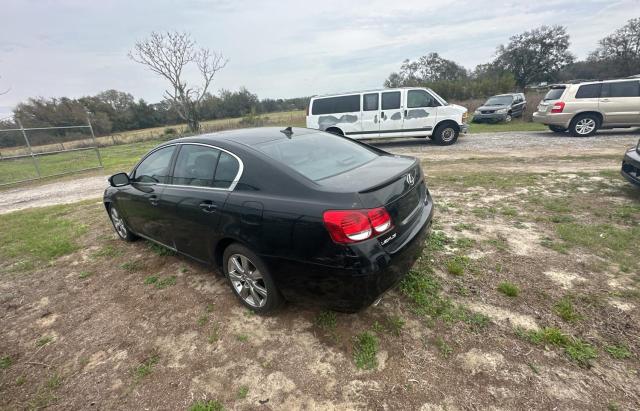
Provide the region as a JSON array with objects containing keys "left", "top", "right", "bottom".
[{"left": 319, "top": 155, "right": 427, "bottom": 239}]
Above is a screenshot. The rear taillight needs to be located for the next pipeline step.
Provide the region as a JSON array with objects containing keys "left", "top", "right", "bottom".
[
  {"left": 323, "top": 207, "right": 393, "bottom": 244},
  {"left": 551, "top": 102, "right": 565, "bottom": 113}
]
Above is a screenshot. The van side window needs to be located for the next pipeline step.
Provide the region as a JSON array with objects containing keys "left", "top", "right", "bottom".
[
  {"left": 381, "top": 91, "right": 401, "bottom": 110},
  {"left": 407, "top": 90, "right": 438, "bottom": 108},
  {"left": 602, "top": 81, "right": 640, "bottom": 98},
  {"left": 311, "top": 95, "right": 360, "bottom": 115},
  {"left": 363, "top": 94, "right": 379, "bottom": 111},
  {"left": 575, "top": 84, "right": 602, "bottom": 99}
]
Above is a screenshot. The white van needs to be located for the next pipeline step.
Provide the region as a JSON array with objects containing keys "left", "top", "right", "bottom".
[{"left": 306, "top": 87, "right": 468, "bottom": 145}]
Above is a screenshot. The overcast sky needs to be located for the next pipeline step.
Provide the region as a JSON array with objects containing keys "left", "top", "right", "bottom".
[{"left": 0, "top": 0, "right": 638, "bottom": 117}]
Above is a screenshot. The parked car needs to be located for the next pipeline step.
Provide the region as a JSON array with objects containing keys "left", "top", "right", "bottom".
[
  {"left": 104, "top": 127, "right": 433, "bottom": 313},
  {"left": 621, "top": 139, "right": 640, "bottom": 187},
  {"left": 472, "top": 93, "right": 526, "bottom": 123},
  {"left": 533, "top": 77, "right": 640, "bottom": 136},
  {"left": 306, "top": 87, "right": 468, "bottom": 145}
]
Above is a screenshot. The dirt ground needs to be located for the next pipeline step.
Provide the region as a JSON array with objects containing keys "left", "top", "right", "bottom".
[{"left": 1, "top": 130, "right": 639, "bottom": 410}]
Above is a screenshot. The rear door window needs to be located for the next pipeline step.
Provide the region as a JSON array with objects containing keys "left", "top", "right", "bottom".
[
  {"left": 602, "top": 81, "right": 640, "bottom": 98},
  {"left": 213, "top": 152, "right": 241, "bottom": 188},
  {"left": 543, "top": 87, "right": 565, "bottom": 101},
  {"left": 363, "top": 93, "right": 379, "bottom": 111},
  {"left": 575, "top": 84, "right": 602, "bottom": 99},
  {"left": 172, "top": 145, "right": 220, "bottom": 187},
  {"left": 381, "top": 91, "right": 401, "bottom": 110},
  {"left": 255, "top": 132, "right": 377, "bottom": 181},
  {"left": 311, "top": 95, "right": 360, "bottom": 115}
]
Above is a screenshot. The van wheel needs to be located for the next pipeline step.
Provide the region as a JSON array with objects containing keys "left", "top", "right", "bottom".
[
  {"left": 432, "top": 124, "right": 459, "bottom": 145},
  {"left": 325, "top": 127, "right": 344, "bottom": 136},
  {"left": 549, "top": 125, "right": 567, "bottom": 133},
  {"left": 223, "top": 243, "right": 284, "bottom": 314},
  {"left": 569, "top": 114, "right": 599, "bottom": 137}
]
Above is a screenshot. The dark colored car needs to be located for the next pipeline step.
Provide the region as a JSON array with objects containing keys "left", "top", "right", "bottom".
[
  {"left": 104, "top": 127, "right": 433, "bottom": 313},
  {"left": 472, "top": 93, "right": 527, "bottom": 123},
  {"left": 621, "top": 139, "right": 640, "bottom": 187}
]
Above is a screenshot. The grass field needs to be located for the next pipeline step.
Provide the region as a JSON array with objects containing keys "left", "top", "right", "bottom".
[
  {"left": 1, "top": 110, "right": 551, "bottom": 186},
  {"left": 1, "top": 141, "right": 639, "bottom": 409}
]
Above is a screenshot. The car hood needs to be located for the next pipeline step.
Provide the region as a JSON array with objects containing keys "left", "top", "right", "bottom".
[{"left": 448, "top": 103, "right": 467, "bottom": 113}]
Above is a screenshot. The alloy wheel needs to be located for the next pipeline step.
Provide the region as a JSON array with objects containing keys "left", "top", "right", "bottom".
[
  {"left": 110, "top": 207, "right": 128, "bottom": 239},
  {"left": 227, "top": 254, "right": 267, "bottom": 308},
  {"left": 575, "top": 118, "right": 596, "bottom": 135}
]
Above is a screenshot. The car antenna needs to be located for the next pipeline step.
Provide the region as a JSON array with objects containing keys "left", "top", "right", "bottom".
[{"left": 280, "top": 126, "right": 293, "bottom": 138}]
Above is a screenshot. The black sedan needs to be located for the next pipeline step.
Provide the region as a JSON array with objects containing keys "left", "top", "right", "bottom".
[
  {"left": 621, "top": 139, "right": 640, "bottom": 187},
  {"left": 104, "top": 127, "right": 433, "bottom": 313}
]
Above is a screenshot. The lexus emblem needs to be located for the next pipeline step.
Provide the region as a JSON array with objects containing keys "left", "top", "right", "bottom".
[{"left": 406, "top": 173, "right": 415, "bottom": 186}]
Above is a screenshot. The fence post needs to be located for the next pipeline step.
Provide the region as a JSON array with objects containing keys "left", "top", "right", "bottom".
[
  {"left": 16, "top": 118, "right": 41, "bottom": 178},
  {"left": 86, "top": 115, "right": 104, "bottom": 168}
]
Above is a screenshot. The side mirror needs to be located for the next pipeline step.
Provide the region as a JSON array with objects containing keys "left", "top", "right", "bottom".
[{"left": 109, "top": 172, "right": 130, "bottom": 187}]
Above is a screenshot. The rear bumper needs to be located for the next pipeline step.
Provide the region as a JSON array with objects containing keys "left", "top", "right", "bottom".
[
  {"left": 266, "top": 197, "right": 434, "bottom": 312},
  {"left": 621, "top": 149, "right": 640, "bottom": 186},
  {"left": 533, "top": 111, "right": 572, "bottom": 128}
]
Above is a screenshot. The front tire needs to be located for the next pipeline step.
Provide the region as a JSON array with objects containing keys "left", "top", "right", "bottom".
[
  {"left": 108, "top": 205, "right": 137, "bottom": 242},
  {"left": 223, "top": 244, "right": 283, "bottom": 314},
  {"left": 569, "top": 114, "right": 599, "bottom": 137},
  {"left": 432, "top": 123, "right": 459, "bottom": 145},
  {"left": 504, "top": 114, "right": 512, "bottom": 123},
  {"left": 549, "top": 125, "right": 567, "bottom": 133}
]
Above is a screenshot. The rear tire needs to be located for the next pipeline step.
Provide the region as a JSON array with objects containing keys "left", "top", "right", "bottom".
[
  {"left": 108, "top": 205, "right": 137, "bottom": 242},
  {"left": 569, "top": 114, "right": 600, "bottom": 137},
  {"left": 432, "top": 123, "right": 459, "bottom": 145},
  {"left": 549, "top": 125, "right": 567, "bottom": 133},
  {"left": 325, "top": 127, "right": 344, "bottom": 136},
  {"left": 223, "top": 243, "right": 284, "bottom": 314}
]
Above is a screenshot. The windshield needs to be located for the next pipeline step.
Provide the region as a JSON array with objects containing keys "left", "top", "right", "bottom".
[
  {"left": 255, "top": 132, "right": 378, "bottom": 181},
  {"left": 484, "top": 96, "right": 513, "bottom": 106},
  {"left": 543, "top": 87, "right": 565, "bottom": 101}
]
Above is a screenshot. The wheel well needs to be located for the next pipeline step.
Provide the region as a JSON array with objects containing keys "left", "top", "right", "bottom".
[
  {"left": 325, "top": 127, "right": 344, "bottom": 136},
  {"left": 434, "top": 120, "right": 459, "bottom": 133},
  {"left": 214, "top": 238, "right": 238, "bottom": 269},
  {"left": 104, "top": 201, "right": 111, "bottom": 213},
  {"left": 573, "top": 111, "right": 603, "bottom": 125}
]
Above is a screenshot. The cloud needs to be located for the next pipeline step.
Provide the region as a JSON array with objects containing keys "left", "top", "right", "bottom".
[{"left": 0, "top": 0, "right": 638, "bottom": 109}]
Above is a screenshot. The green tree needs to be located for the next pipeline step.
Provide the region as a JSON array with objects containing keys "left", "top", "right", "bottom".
[
  {"left": 588, "top": 17, "right": 640, "bottom": 77},
  {"left": 494, "top": 25, "right": 574, "bottom": 89}
]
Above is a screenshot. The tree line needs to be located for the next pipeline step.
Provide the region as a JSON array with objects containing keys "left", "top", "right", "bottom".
[
  {"left": 0, "top": 88, "right": 309, "bottom": 148},
  {"left": 385, "top": 18, "right": 640, "bottom": 101}
]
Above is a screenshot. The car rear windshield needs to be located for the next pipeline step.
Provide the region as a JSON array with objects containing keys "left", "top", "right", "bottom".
[
  {"left": 485, "top": 96, "right": 513, "bottom": 105},
  {"left": 255, "top": 133, "right": 378, "bottom": 181},
  {"left": 543, "top": 87, "right": 565, "bottom": 101}
]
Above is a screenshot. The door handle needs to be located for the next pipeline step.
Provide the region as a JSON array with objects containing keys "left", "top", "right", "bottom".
[
  {"left": 199, "top": 201, "right": 217, "bottom": 213},
  {"left": 600, "top": 99, "right": 611, "bottom": 102},
  {"left": 381, "top": 112, "right": 386, "bottom": 120},
  {"left": 148, "top": 195, "right": 159, "bottom": 206},
  {"left": 404, "top": 109, "right": 408, "bottom": 117},
  {"left": 374, "top": 114, "right": 378, "bottom": 123}
]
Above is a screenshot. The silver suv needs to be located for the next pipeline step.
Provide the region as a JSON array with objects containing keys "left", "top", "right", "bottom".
[{"left": 533, "top": 77, "right": 640, "bottom": 136}]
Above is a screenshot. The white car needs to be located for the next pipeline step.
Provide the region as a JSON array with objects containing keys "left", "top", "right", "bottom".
[{"left": 306, "top": 87, "right": 468, "bottom": 145}]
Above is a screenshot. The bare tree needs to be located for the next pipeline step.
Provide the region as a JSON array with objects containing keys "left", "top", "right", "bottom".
[{"left": 129, "top": 31, "right": 227, "bottom": 132}]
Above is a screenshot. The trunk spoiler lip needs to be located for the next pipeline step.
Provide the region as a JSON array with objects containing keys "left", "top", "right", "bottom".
[{"left": 358, "top": 158, "right": 421, "bottom": 194}]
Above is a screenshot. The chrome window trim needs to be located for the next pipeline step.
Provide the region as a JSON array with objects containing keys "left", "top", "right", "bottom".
[{"left": 130, "top": 142, "right": 244, "bottom": 192}]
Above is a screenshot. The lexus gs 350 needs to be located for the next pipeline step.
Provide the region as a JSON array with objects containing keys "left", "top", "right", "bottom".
[{"left": 104, "top": 127, "right": 433, "bottom": 313}]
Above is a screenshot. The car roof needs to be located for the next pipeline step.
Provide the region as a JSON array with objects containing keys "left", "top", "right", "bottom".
[
  {"left": 311, "top": 87, "right": 433, "bottom": 99},
  {"left": 168, "top": 127, "right": 321, "bottom": 147}
]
